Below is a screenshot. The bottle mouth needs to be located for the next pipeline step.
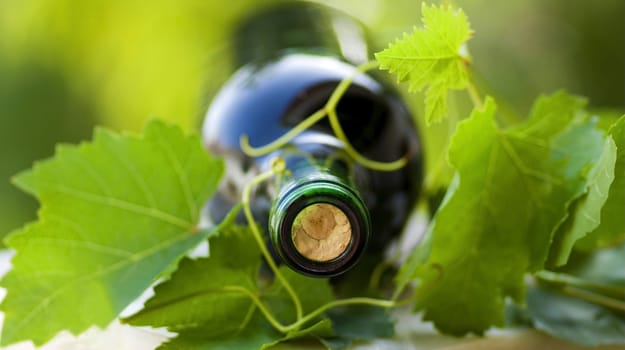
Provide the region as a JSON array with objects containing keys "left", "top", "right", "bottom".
[
  {"left": 291, "top": 202, "right": 352, "bottom": 262},
  {"left": 270, "top": 180, "right": 370, "bottom": 277}
]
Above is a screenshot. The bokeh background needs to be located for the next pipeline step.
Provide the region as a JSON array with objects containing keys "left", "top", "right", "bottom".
[{"left": 1, "top": 0, "right": 623, "bottom": 243}]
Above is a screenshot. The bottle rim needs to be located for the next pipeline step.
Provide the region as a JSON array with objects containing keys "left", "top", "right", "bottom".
[{"left": 270, "top": 179, "right": 370, "bottom": 277}]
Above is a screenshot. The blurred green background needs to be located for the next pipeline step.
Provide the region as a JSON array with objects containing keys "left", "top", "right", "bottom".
[{"left": 1, "top": 0, "right": 623, "bottom": 243}]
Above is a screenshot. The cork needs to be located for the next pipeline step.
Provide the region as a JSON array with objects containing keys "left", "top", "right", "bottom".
[{"left": 291, "top": 203, "right": 352, "bottom": 262}]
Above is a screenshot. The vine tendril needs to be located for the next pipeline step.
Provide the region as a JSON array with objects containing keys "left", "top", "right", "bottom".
[
  {"left": 238, "top": 158, "right": 401, "bottom": 334},
  {"left": 240, "top": 60, "right": 408, "bottom": 172},
  {"left": 241, "top": 162, "right": 303, "bottom": 320}
]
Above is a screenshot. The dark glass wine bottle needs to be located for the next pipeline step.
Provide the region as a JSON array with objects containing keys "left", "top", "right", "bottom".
[{"left": 202, "top": 2, "right": 423, "bottom": 277}]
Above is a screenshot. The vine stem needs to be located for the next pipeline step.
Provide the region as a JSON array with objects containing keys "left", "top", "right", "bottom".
[
  {"left": 562, "top": 286, "right": 625, "bottom": 312},
  {"left": 222, "top": 286, "right": 289, "bottom": 333},
  {"left": 241, "top": 108, "right": 327, "bottom": 157},
  {"left": 325, "top": 60, "right": 379, "bottom": 108},
  {"left": 466, "top": 78, "right": 483, "bottom": 109},
  {"left": 327, "top": 108, "right": 407, "bottom": 171},
  {"left": 535, "top": 270, "right": 625, "bottom": 312},
  {"left": 242, "top": 167, "right": 304, "bottom": 320},
  {"left": 220, "top": 286, "right": 397, "bottom": 334},
  {"left": 324, "top": 60, "right": 407, "bottom": 171},
  {"left": 369, "top": 260, "right": 394, "bottom": 291},
  {"left": 423, "top": 112, "right": 457, "bottom": 191},
  {"left": 535, "top": 270, "right": 625, "bottom": 297},
  {"left": 283, "top": 297, "right": 397, "bottom": 333},
  {"left": 240, "top": 60, "right": 407, "bottom": 172}
]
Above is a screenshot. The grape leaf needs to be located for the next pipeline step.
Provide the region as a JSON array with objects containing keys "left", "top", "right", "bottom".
[
  {"left": 576, "top": 116, "right": 625, "bottom": 249},
  {"left": 0, "top": 120, "right": 224, "bottom": 346},
  {"left": 158, "top": 314, "right": 282, "bottom": 350},
  {"left": 327, "top": 305, "right": 394, "bottom": 341},
  {"left": 160, "top": 317, "right": 333, "bottom": 350},
  {"left": 413, "top": 93, "right": 606, "bottom": 335},
  {"left": 375, "top": 3, "right": 472, "bottom": 123},
  {"left": 548, "top": 133, "right": 617, "bottom": 266},
  {"left": 508, "top": 244, "right": 625, "bottom": 345},
  {"left": 127, "top": 224, "right": 337, "bottom": 349},
  {"left": 124, "top": 225, "right": 260, "bottom": 336},
  {"left": 525, "top": 285, "right": 625, "bottom": 346}
]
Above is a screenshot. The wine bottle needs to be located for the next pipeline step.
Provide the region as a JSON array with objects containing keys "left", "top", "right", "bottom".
[{"left": 202, "top": 2, "right": 423, "bottom": 277}]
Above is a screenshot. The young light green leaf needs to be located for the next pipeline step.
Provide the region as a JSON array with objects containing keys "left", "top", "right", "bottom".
[
  {"left": 0, "top": 120, "right": 224, "bottom": 346},
  {"left": 576, "top": 116, "right": 625, "bottom": 249},
  {"left": 375, "top": 3, "right": 472, "bottom": 123},
  {"left": 414, "top": 93, "right": 605, "bottom": 335},
  {"left": 124, "top": 225, "right": 260, "bottom": 336}
]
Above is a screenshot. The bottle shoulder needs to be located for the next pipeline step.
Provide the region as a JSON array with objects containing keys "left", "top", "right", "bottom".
[{"left": 202, "top": 54, "right": 383, "bottom": 152}]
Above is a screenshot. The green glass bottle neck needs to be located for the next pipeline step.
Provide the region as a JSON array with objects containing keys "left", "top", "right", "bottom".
[
  {"left": 233, "top": 2, "right": 369, "bottom": 67},
  {"left": 268, "top": 142, "right": 371, "bottom": 277},
  {"left": 228, "top": 3, "right": 377, "bottom": 277}
]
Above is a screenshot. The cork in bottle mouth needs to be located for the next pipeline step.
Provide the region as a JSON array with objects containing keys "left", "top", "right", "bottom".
[{"left": 291, "top": 203, "right": 352, "bottom": 262}]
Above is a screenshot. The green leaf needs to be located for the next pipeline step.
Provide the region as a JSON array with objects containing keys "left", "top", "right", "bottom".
[
  {"left": 548, "top": 134, "right": 617, "bottom": 266},
  {"left": 413, "top": 93, "right": 605, "bottom": 335},
  {"left": 576, "top": 116, "right": 625, "bottom": 249},
  {"left": 127, "top": 225, "right": 274, "bottom": 350},
  {"left": 327, "top": 305, "right": 394, "bottom": 341},
  {"left": 0, "top": 119, "right": 224, "bottom": 346},
  {"left": 375, "top": 3, "right": 472, "bottom": 123},
  {"left": 124, "top": 224, "right": 260, "bottom": 336},
  {"left": 127, "top": 224, "right": 338, "bottom": 349},
  {"left": 525, "top": 285, "right": 625, "bottom": 346},
  {"left": 160, "top": 317, "right": 333, "bottom": 350},
  {"left": 158, "top": 314, "right": 282, "bottom": 350},
  {"left": 508, "top": 245, "right": 625, "bottom": 342}
]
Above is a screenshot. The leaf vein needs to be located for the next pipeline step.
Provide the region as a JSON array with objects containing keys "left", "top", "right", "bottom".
[
  {"left": 106, "top": 139, "right": 158, "bottom": 208},
  {"left": 51, "top": 184, "right": 192, "bottom": 229},
  {"left": 154, "top": 131, "right": 197, "bottom": 222},
  {"left": 8, "top": 230, "right": 195, "bottom": 337}
]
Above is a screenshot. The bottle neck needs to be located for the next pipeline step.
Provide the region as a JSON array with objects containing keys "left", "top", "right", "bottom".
[
  {"left": 233, "top": 2, "right": 369, "bottom": 67},
  {"left": 268, "top": 137, "right": 370, "bottom": 277}
]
